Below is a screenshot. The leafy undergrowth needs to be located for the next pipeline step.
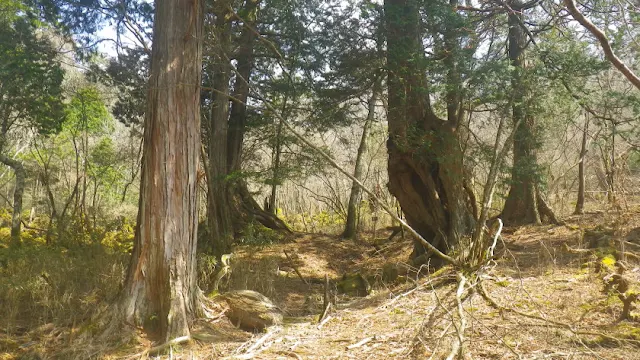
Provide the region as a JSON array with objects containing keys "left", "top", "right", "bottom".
[{"left": 4, "top": 209, "right": 640, "bottom": 359}]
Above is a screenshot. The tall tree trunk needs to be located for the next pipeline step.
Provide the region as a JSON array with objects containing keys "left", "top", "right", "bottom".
[
  {"left": 574, "top": 114, "right": 590, "bottom": 215},
  {"left": 608, "top": 123, "right": 616, "bottom": 203},
  {"left": 71, "top": 135, "right": 80, "bottom": 219},
  {"left": 114, "top": 0, "right": 203, "bottom": 341},
  {"left": 341, "top": 81, "right": 380, "bottom": 240},
  {"left": 81, "top": 112, "right": 89, "bottom": 228},
  {"left": 385, "top": 0, "right": 473, "bottom": 267},
  {"left": 205, "top": 0, "right": 289, "bottom": 257},
  {"left": 40, "top": 169, "right": 57, "bottom": 244},
  {"left": 0, "top": 152, "right": 25, "bottom": 246},
  {"left": 500, "top": 2, "right": 553, "bottom": 225},
  {"left": 92, "top": 180, "right": 99, "bottom": 231},
  {"left": 227, "top": 0, "right": 289, "bottom": 232},
  {"left": 227, "top": 0, "right": 259, "bottom": 175},
  {"left": 268, "top": 100, "right": 286, "bottom": 215},
  {"left": 207, "top": 0, "right": 234, "bottom": 256}
]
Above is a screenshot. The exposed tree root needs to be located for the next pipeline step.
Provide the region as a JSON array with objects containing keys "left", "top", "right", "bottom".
[{"left": 537, "top": 191, "right": 562, "bottom": 225}]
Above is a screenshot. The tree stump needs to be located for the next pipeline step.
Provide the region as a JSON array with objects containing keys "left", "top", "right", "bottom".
[{"left": 221, "top": 290, "right": 283, "bottom": 331}]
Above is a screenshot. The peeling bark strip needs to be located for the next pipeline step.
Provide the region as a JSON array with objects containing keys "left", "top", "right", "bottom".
[{"left": 117, "top": 0, "right": 204, "bottom": 342}]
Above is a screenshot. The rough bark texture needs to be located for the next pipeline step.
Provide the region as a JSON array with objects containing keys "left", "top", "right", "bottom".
[
  {"left": 116, "top": 0, "right": 203, "bottom": 341},
  {"left": 0, "top": 152, "right": 25, "bottom": 245},
  {"left": 205, "top": 0, "right": 289, "bottom": 257},
  {"left": 501, "top": 2, "right": 556, "bottom": 226},
  {"left": 207, "top": 0, "right": 234, "bottom": 256},
  {"left": 342, "top": 82, "right": 379, "bottom": 239},
  {"left": 227, "top": 0, "right": 259, "bottom": 175},
  {"left": 385, "top": 0, "right": 473, "bottom": 266}
]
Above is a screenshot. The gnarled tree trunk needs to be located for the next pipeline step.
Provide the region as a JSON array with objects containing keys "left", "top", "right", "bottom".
[
  {"left": 114, "top": 0, "right": 203, "bottom": 341},
  {"left": 385, "top": 0, "right": 473, "bottom": 267}
]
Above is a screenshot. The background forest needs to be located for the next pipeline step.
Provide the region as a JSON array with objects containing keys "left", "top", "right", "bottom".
[{"left": 2, "top": 0, "right": 640, "bottom": 358}]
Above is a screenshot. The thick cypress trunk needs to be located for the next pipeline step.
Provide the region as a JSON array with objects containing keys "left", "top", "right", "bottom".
[
  {"left": 385, "top": 0, "right": 473, "bottom": 266},
  {"left": 207, "top": 1, "right": 234, "bottom": 256},
  {"left": 342, "top": 82, "right": 380, "bottom": 240},
  {"left": 115, "top": 0, "right": 203, "bottom": 341},
  {"left": 205, "top": 0, "right": 289, "bottom": 256},
  {"left": 228, "top": 0, "right": 289, "bottom": 233},
  {"left": 0, "top": 152, "right": 25, "bottom": 246},
  {"left": 500, "top": 2, "right": 558, "bottom": 225},
  {"left": 227, "top": 0, "right": 259, "bottom": 175}
]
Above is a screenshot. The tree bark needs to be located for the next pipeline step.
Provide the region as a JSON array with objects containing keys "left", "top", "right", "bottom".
[
  {"left": 385, "top": 0, "right": 473, "bottom": 266},
  {"left": 574, "top": 114, "right": 590, "bottom": 215},
  {"left": 268, "top": 99, "right": 286, "bottom": 215},
  {"left": 207, "top": 0, "right": 235, "bottom": 256},
  {"left": 500, "top": 1, "right": 557, "bottom": 226},
  {"left": 227, "top": 0, "right": 259, "bottom": 175},
  {"left": 268, "top": 121, "right": 283, "bottom": 214},
  {"left": 205, "top": 0, "right": 289, "bottom": 257},
  {"left": 40, "top": 171, "right": 57, "bottom": 244},
  {"left": 0, "top": 152, "right": 25, "bottom": 246},
  {"left": 115, "top": 0, "right": 203, "bottom": 341},
  {"left": 341, "top": 81, "right": 380, "bottom": 240}
]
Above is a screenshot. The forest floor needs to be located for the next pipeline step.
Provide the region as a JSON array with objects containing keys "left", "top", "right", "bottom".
[{"left": 4, "top": 208, "right": 640, "bottom": 359}]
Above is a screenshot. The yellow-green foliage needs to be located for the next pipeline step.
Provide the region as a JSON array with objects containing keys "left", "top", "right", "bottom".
[
  {"left": 601, "top": 254, "right": 616, "bottom": 272},
  {"left": 311, "top": 210, "right": 343, "bottom": 228},
  {"left": 101, "top": 219, "right": 135, "bottom": 253},
  {"left": 616, "top": 323, "right": 640, "bottom": 341}
]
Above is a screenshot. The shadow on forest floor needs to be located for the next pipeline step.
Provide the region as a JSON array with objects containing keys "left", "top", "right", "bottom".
[{"left": 5, "top": 208, "right": 640, "bottom": 359}]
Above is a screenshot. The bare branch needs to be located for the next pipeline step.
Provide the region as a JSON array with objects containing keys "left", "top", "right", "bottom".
[{"left": 564, "top": 0, "right": 640, "bottom": 90}]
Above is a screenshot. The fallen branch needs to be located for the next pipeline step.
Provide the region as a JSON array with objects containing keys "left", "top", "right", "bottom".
[
  {"left": 245, "top": 331, "right": 274, "bottom": 354},
  {"left": 146, "top": 335, "right": 191, "bottom": 357},
  {"left": 347, "top": 336, "right": 374, "bottom": 349},
  {"left": 317, "top": 315, "right": 332, "bottom": 329},
  {"left": 275, "top": 350, "right": 303, "bottom": 360},
  {"left": 562, "top": 243, "right": 640, "bottom": 261},
  {"left": 446, "top": 273, "right": 468, "bottom": 360},
  {"left": 284, "top": 250, "right": 309, "bottom": 286},
  {"left": 224, "top": 329, "right": 280, "bottom": 360}
]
